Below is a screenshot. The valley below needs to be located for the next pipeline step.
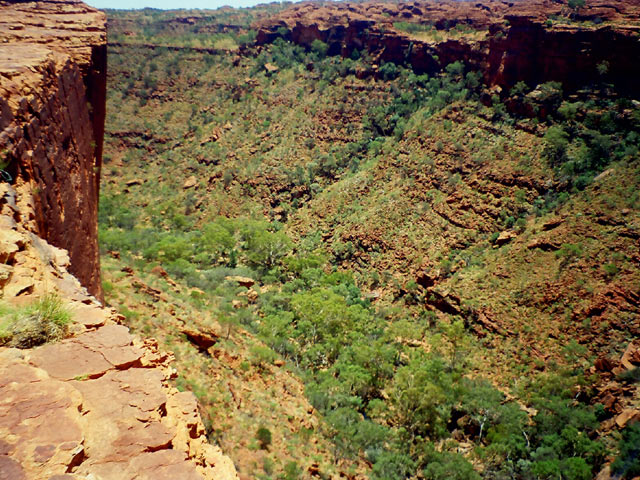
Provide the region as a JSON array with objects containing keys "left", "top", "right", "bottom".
[{"left": 1, "top": 0, "right": 639, "bottom": 479}]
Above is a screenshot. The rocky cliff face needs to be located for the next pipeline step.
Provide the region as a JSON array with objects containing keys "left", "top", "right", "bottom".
[
  {"left": 0, "top": 2, "right": 239, "bottom": 479},
  {"left": 0, "top": 0, "right": 107, "bottom": 299},
  {"left": 255, "top": 0, "right": 640, "bottom": 96}
]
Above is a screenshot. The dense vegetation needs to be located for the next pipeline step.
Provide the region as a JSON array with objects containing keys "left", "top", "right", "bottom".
[{"left": 100, "top": 7, "right": 640, "bottom": 480}]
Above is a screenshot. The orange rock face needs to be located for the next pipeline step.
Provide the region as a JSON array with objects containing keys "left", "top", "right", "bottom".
[
  {"left": 0, "top": 0, "right": 107, "bottom": 299},
  {"left": 255, "top": 0, "right": 640, "bottom": 96},
  {"left": 0, "top": 188, "right": 239, "bottom": 478},
  {"left": 1, "top": 314, "right": 239, "bottom": 480}
]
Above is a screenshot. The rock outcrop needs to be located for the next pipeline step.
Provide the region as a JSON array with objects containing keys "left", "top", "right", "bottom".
[
  {"left": 255, "top": 0, "right": 640, "bottom": 96},
  {"left": 0, "top": 0, "right": 107, "bottom": 298},
  {"left": 0, "top": 181, "right": 238, "bottom": 479},
  {"left": 0, "top": 2, "right": 239, "bottom": 479},
  {"left": 0, "top": 317, "right": 238, "bottom": 480}
]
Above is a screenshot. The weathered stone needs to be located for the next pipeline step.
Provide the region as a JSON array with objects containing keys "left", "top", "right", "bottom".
[
  {"left": 615, "top": 409, "right": 640, "bottom": 428},
  {"left": 494, "top": 230, "right": 517, "bottom": 246},
  {"left": 71, "top": 304, "right": 108, "bottom": 329},
  {"left": 0, "top": 229, "right": 25, "bottom": 263},
  {"left": 0, "top": 456, "right": 26, "bottom": 480},
  {"left": 224, "top": 275, "right": 255, "bottom": 288},
  {"left": 0, "top": 2, "right": 239, "bottom": 478},
  {"left": 183, "top": 175, "right": 198, "bottom": 189},
  {"left": 29, "top": 339, "right": 113, "bottom": 380},
  {"left": 527, "top": 238, "right": 561, "bottom": 251},
  {"left": 594, "top": 356, "right": 616, "bottom": 372},
  {"left": 29, "top": 325, "right": 143, "bottom": 380},
  {"left": 264, "top": 62, "right": 279, "bottom": 74},
  {"left": 542, "top": 217, "right": 564, "bottom": 231},
  {"left": 75, "top": 324, "right": 143, "bottom": 368},
  {"left": 621, "top": 341, "right": 640, "bottom": 370},
  {"left": 0, "top": 0, "right": 106, "bottom": 299},
  {"left": 255, "top": 0, "right": 640, "bottom": 97},
  {"left": 181, "top": 326, "right": 218, "bottom": 352},
  {"left": 0, "top": 359, "right": 84, "bottom": 479}
]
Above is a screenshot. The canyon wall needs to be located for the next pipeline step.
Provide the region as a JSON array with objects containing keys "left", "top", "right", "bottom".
[
  {"left": 255, "top": 0, "right": 640, "bottom": 97},
  {"left": 0, "top": 2, "right": 239, "bottom": 479},
  {"left": 0, "top": 0, "right": 107, "bottom": 299}
]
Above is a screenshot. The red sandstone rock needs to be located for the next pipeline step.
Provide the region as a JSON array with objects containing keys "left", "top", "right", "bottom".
[
  {"left": 182, "top": 325, "right": 219, "bottom": 352},
  {"left": 1, "top": 320, "right": 239, "bottom": 480},
  {"left": 615, "top": 409, "right": 640, "bottom": 428},
  {"left": 255, "top": 0, "right": 640, "bottom": 96},
  {"left": 621, "top": 340, "right": 640, "bottom": 370},
  {"left": 0, "top": 0, "right": 107, "bottom": 299},
  {"left": 0, "top": 4, "right": 239, "bottom": 477}
]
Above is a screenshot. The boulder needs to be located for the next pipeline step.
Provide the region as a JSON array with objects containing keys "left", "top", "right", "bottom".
[
  {"left": 183, "top": 176, "right": 198, "bottom": 189},
  {"left": 225, "top": 275, "right": 256, "bottom": 288},
  {"left": 494, "top": 230, "right": 517, "bottom": 246}
]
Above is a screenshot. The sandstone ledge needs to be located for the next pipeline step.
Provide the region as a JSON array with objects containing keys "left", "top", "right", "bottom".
[
  {"left": 0, "top": 182, "right": 238, "bottom": 479},
  {"left": 255, "top": 0, "right": 640, "bottom": 97},
  {"left": 0, "top": 322, "right": 238, "bottom": 480}
]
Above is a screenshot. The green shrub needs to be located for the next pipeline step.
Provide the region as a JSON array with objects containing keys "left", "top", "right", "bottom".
[
  {"left": 544, "top": 126, "right": 569, "bottom": 166},
  {"left": 423, "top": 450, "right": 480, "bottom": 480},
  {"left": 256, "top": 425, "right": 272, "bottom": 450},
  {"left": 283, "top": 461, "right": 303, "bottom": 480},
  {"left": 602, "top": 263, "right": 619, "bottom": 279},
  {"left": 616, "top": 367, "right": 640, "bottom": 384},
  {"left": 556, "top": 243, "right": 583, "bottom": 268},
  {"left": 371, "top": 451, "right": 416, "bottom": 480},
  {"left": 249, "top": 345, "right": 276, "bottom": 370},
  {"left": 612, "top": 422, "right": 640, "bottom": 478},
  {"left": 310, "top": 39, "right": 329, "bottom": 59},
  {"left": 0, "top": 294, "right": 72, "bottom": 348}
]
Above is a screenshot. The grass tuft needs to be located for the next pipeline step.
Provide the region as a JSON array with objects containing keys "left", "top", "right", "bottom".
[{"left": 0, "top": 293, "right": 72, "bottom": 348}]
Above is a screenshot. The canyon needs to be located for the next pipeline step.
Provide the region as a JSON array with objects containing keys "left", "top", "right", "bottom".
[{"left": 1, "top": 0, "right": 639, "bottom": 479}]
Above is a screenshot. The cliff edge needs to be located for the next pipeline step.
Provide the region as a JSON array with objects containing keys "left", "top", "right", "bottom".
[
  {"left": 0, "top": 0, "right": 107, "bottom": 299},
  {"left": 255, "top": 0, "right": 640, "bottom": 97},
  {"left": 0, "top": 2, "right": 239, "bottom": 479}
]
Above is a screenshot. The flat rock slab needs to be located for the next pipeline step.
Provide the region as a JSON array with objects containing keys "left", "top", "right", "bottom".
[
  {"left": 29, "top": 324, "right": 143, "bottom": 380},
  {"left": 82, "top": 450, "right": 202, "bottom": 480},
  {"left": 0, "top": 326, "right": 236, "bottom": 479},
  {"left": 71, "top": 368, "right": 171, "bottom": 460},
  {"left": 70, "top": 304, "right": 108, "bottom": 329},
  {"left": 0, "top": 353, "right": 84, "bottom": 479}
]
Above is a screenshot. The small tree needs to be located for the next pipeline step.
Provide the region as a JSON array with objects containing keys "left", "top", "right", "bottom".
[
  {"left": 612, "top": 422, "right": 640, "bottom": 479},
  {"left": 310, "top": 39, "right": 329, "bottom": 59},
  {"left": 256, "top": 425, "right": 272, "bottom": 450},
  {"left": 568, "top": 0, "right": 585, "bottom": 10},
  {"left": 249, "top": 345, "right": 276, "bottom": 371}
]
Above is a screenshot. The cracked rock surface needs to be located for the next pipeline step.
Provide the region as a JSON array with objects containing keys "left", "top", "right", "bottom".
[
  {"left": 0, "top": 195, "right": 238, "bottom": 478},
  {"left": 0, "top": 308, "right": 238, "bottom": 480}
]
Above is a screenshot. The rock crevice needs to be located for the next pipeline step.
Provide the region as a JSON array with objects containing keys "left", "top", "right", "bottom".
[{"left": 0, "top": 0, "right": 107, "bottom": 299}]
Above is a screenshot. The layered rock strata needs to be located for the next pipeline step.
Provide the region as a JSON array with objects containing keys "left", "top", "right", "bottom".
[
  {"left": 0, "top": 0, "right": 107, "bottom": 298},
  {"left": 255, "top": 0, "right": 640, "bottom": 96},
  {"left": 0, "top": 2, "right": 239, "bottom": 478}
]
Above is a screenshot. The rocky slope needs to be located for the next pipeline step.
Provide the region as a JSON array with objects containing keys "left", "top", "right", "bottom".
[
  {"left": 0, "top": 185, "right": 237, "bottom": 479},
  {"left": 0, "top": 2, "right": 238, "bottom": 479},
  {"left": 255, "top": 0, "right": 640, "bottom": 96},
  {"left": 93, "top": 4, "right": 640, "bottom": 477}
]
